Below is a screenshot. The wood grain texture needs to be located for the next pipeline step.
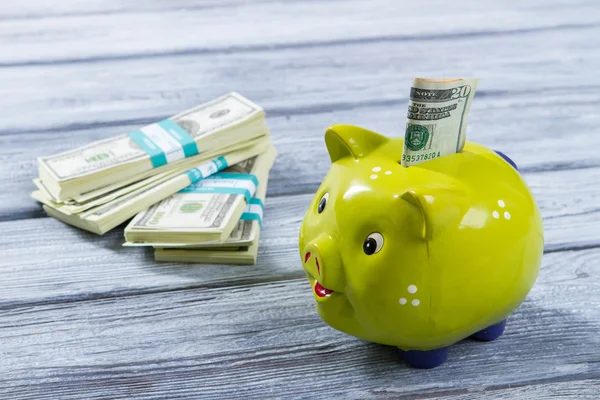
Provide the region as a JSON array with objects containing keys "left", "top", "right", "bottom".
[
  {"left": 3, "top": 0, "right": 598, "bottom": 66},
  {"left": 1, "top": 0, "right": 600, "bottom": 397},
  {"left": 0, "top": 250, "right": 599, "bottom": 399},
  {"left": 0, "top": 0, "right": 264, "bottom": 19},
  {"left": 2, "top": 23, "right": 599, "bottom": 133},
  {"left": 427, "top": 379, "right": 600, "bottom": 399}
]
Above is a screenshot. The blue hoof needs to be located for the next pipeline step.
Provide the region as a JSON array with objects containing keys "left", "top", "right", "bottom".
[
  {"left": 470, "top": 319, "right": 507, "bottom": 341},
  {"left": 398, "top": 346, "right": 449, "bottom": 369},
  {"left": 494, "top": 150, "right": 518, "bottom": 171}
]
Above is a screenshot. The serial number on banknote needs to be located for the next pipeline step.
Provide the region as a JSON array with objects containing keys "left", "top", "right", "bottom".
[{"left": 401, "top": 151, "right": 441, "bottom": 163}]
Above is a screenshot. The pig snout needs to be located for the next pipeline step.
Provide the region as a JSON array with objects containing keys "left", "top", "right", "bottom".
[{"left": 302, "top": 233, "right": 345, "bottom": 291}]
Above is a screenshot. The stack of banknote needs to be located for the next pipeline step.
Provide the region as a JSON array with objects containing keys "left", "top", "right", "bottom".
[
  {"left": 123, "top": 146, "right": 276, "bottom": 265},
  {"left": 31, "top": 92, "right": 275, "bottom": 265}
]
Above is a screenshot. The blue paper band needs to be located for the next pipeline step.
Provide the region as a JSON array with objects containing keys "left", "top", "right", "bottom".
[
  {"left": 128, "top": 130, "right": 167, "bottom": 168},
  {"left": 128, "top": 119, "right": 199, "bottom": 168},
  {"left": 156, "top": 119, "right": 199, "bottom": 158},
  {"left": 241, "top": 197, "right": 264, "bottom": 228},
  {"left": 212, "top": 156, "right": 228, "bottom": 170},
  {"left": 248, "top": 197, "right": 263, "bottom": 208},
  {"left": 240, "top": 212, "right": 262, "bottom": 228},
  {"left": 185, "top": 169, "right": 203, "bottom": 184},
  {"left": 184, "top": 156, "right": 229, "bottom": 184},
  {"left": 211, "top": 173, "right": 260, "bottom": 188},
  {"left": 179, "top": 171, "right": 258, "bottom": 204},
  {"left": 179, "top": 186, "right": 253, "bottom": 203}
]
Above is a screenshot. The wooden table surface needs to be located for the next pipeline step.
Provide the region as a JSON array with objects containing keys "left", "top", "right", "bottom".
[{"left": 1, "top": 1, "right": 600, "bottom": 398}]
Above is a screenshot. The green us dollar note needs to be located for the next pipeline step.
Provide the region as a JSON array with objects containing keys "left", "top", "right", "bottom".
[{"left": 401, "top": 77, "right": 479, "bottom": 167}]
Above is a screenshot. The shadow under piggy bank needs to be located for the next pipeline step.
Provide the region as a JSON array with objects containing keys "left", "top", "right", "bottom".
[{"left": 305, "top": 297, "right": 597, "bottom": 397}]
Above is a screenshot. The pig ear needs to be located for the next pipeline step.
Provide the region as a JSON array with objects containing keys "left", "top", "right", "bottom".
[
  {"left": 325, "top": 124, "right": 388, "bottom": 163},
  {"left": 400, "top": 187, "right": 467, "bottom": 241},
  {"left": 400, "top": 190, "right": 429, "bottom": 240}
]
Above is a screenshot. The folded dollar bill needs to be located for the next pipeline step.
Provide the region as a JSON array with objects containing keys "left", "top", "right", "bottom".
[{"left": 401, "top": 77, "right": 478, "bottom": 167}]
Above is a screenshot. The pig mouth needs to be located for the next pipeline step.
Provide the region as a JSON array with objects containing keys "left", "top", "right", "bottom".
[
  {"left": 314, "top": 281, "right": 335, "bottom": 298},
  {"left": 303, "top": 251, "right": 339, "bottom": 300}
]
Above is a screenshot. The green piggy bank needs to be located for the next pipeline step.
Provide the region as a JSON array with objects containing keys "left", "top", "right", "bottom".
[{"left": 298, "top": 124, "right": 544, "bottom": 368}]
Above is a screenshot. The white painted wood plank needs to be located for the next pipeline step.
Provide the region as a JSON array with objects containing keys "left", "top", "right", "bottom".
[
  {"left": 4, "top": 0, "right": 595, "bottom": 20},
  {"left": 429, "top": 380, "right": 600, "bottom": 400},
  {"left": 5, "top": 0, "right": 598, "bottom": 17},
  {"left": 0, "top": 0, "right": 251, "bottom": 19},
  {"left": 1, "top": 24, "right": 599, "bottom": 133},
  {"left": 0, "top": 250, "right": 598, "bottom": 399},
  {"left": 2, "top": 162, "right": 600, "bottom": 306},
  {"left": 2, "top": 0, "right": 597, "bottom": 66}
]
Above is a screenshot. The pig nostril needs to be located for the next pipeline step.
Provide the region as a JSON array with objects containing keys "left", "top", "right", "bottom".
[
  {"left": 316, "top": 257, "right": 320, "bottom": 275},
  {"left": 304, "top": 252, "right": 311, "bottom": 263}
]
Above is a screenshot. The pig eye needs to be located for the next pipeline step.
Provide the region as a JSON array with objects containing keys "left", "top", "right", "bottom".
[
  {"left": 363, "top": 232, "right": 384, "bottom": 255},
  {"left": 318, "top": 192, "right": 329, "bottom": 213}
]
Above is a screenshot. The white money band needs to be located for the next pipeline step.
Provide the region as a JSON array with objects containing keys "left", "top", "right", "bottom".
[
  {"left": 184, "top": 157, "right": 229, "bottom": 184},
  {"left": 240, "top": 198, "right": 264, "bottom": 228},
  {"left": 179, "top": 173, "right": 259, "bottom": 203},
  {"left": 128, "top": 119, "right": 198, "bottom": 168}
]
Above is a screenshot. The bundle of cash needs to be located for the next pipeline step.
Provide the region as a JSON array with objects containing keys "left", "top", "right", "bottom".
[
  {"left": 124, "top": 146, "right": 277, "bottom": 265},
  {"left": 32, "top": 92, "right": 273, "bottom": 235},
  {"left": 401, "top": 78, "right": 478, "bottom": 167},
  {"left": 154, "top": 240, "right": 261, "bottom": 265}
]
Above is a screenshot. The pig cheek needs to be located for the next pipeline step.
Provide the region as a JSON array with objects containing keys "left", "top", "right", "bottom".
[{"left": 344, "top": 253, "right": 388, "bottom": 303}]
